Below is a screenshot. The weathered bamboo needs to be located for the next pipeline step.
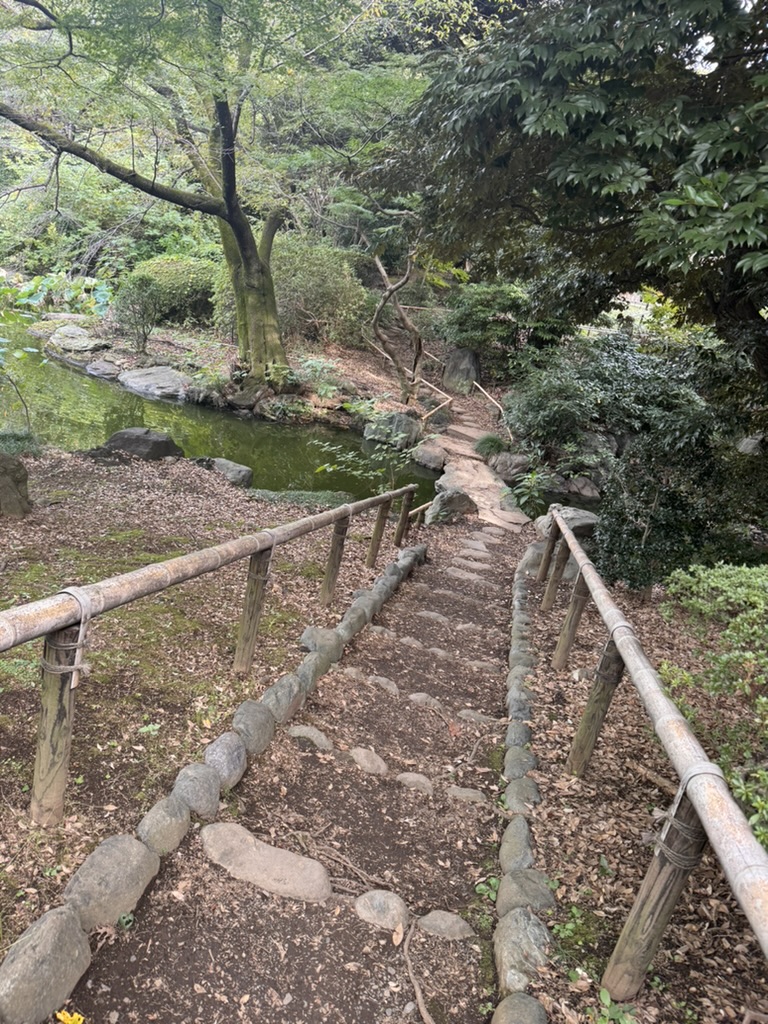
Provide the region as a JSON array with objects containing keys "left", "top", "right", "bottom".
[
  {"left": 31, "top": 626, "right": 79, "bottom": 826},
  {"left": 0, "top": 485, "right": 418, "bottom": 654},
  {"left": 602, "top": 794, "right": 708, "bottom": 1000},
  {"left": 366, "top": 499, "right": 392, "bottom": 569},
  {"left": 233, "top": 547, "right": 274, "bottom": 674},
  {"left": 550, "top": 507, "right": 768, "bottom": 960},
  {"left": 536, "top": 518, "right": 561, "bottom": 583},
  {"left": 421, "top": 398, "right": 453, "bottom": 424},
  {"left": 551, "top": 571, "right": 591, "bottom": 670},
  {"left": 320, "top": 513, "right": 351, "bottom": 605},
  {"left": 565, "top": 638, "right": 625, "bottom": 776},
  {"left": 394, "top": 490, "right": 414, "bottom": 547},
  {"left": 541, "top": 538, "right": 571, "bottom": 611}
]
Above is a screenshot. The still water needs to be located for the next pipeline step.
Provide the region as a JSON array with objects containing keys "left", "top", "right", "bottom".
[{"left": 0, "top": 319, "right": 438, "bottom": 502}]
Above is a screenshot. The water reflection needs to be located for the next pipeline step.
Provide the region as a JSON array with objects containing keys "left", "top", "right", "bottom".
[{"left": 0, "top": 320, "right": 437, "bottom": 502}]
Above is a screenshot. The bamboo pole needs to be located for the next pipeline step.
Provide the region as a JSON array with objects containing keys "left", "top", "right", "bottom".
[
  {"left": 31, "top": 626, "right": 79, "bottom": 826},
  {"left": 552, "top": 572, "right": 592, "bottom": 670},
  {"left": 565, "top": 639, "right": 625, "bottom": 776},
  {"left": 536, "top": 517, "right": 561, "bottom": 584},
  {"left": 0, "top": 485, "right": 418, "bottom": 654},
  {"left": 320, "top": 513, "right": 351, "bottom": 605},
  {"left": 421, "top": 398, "right": 453, "bottom": 424},
  {"left": 541, "top": 538, "right": 571, "bottom": 611},
  {"left": 550, "top": 508, "right": 768, "bottom": 959},
  {"left": 602, "top": 794, "right": 708, "bottom": 1000},
  {"left": 233, "top": 547, "right": 273, "bottom": 674},
  {"left": 394, "top": 490, "right": 414, "bottom": 547},
  {"left": 366, "top": 499, "right": 392, "bottom": 569}
]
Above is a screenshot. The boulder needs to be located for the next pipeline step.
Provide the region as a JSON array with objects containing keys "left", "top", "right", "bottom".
[
  {"left": 364, "top": 411, "right": 422, "bottom": 451},
  {"left": 63, "top": 834, "right": 160, "bottom": 931},
  {"left": 103, "top": 427, "right": 184, "bottom": 460},
  {"left": 534, "top": 506, "right": 598, "bottom": 540},
  {"left": 564, "top": 475, "right": 601, "bottom": 500},
  {"left": 86, "top": 358, "right": 122, "bottom": 380},
  {"left": 117, "top": 366, "right": 193, "bottom": 401},
  {"left": 0, "top": 455, "right": 30, "bottom": 517},
  {"left": 488, "top": 452, "right": 530, "bottom": 483},
  {"left": 424, "top": 487, "right": 478, "bottom": 525},
  {"left": 442, "top": 348, "right": 480, "bottom": 393},
  {"left": 211, "top": 457, "right": 253, "bottom": 487},
  {"left": 412, "top": 440, "right": 446, "bottom": 472},
  {"left": 46, "top": 324, "right": 109, "bottom": 357}
]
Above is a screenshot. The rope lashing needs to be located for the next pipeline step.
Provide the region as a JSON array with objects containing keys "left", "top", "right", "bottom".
[
  {"left": 40, "top": 586, "right": 93, "bottom": 689},
  {"left": 655, "top": 762, "right": 726, "bottom": 870}
]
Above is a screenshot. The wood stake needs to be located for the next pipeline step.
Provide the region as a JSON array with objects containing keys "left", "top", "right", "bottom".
[
  {"left": 602, "top": 794, "right": 708, "bottom": 1001},
  {"left": 233, "top": 547, "right": 273, "bottom": 674},
  {"left": 320, "top": 514, "right": 351, "bottom": 605},
  {"left": 394, "top": 490, "right": 414, "bottom": 547},
  {"left": 566, "top": 638, "right": 625, "bottom": 776},
  {"left": 366, "top": 499, "right": 392, "bottom": 569},
  {"left": 536, "top": 522, "right": 561, "bottom": 583},
  {"left": 31, "top": 626, "right": 79, "bottom": 826},
  {"left": 552, "top": 572, "right": 591, "bottom": 670},
  {"left": 541, "top": 538, "right": 571, "bottom": 611}
]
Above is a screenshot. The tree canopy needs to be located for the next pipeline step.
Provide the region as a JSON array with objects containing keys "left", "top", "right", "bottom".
[{"left": 405, "top": 0, "right": 768, "bottom": 375}]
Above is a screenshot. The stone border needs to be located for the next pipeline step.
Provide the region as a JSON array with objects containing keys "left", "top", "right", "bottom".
[
  {"left": 491, "top": 542, "right": 552, "bottom": 1024},
  {"left": 0, "top": 545, "right": 427, "bottom": 1024}
]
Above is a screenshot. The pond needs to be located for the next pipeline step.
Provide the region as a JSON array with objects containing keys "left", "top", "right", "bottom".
[{"left": 0, "top": 318, "right": 438, "bottom": 503}]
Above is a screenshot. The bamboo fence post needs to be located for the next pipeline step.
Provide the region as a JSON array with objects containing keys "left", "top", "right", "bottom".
[
  {"left": 233, "top": 546, "right": 273, "bottom": 674},
  {"left": 552, "top": 572, "right": 592, "bottom": 670},
  {"left": 394, "top": 490, "right": 414, "bottom": 547},
  {"left": 320, "top": 512, "right": 351, "bottom": 605},
  {"left": 602, "top": 793, "right": 708, "bottom": 1001},
  {"left": 541, "top": 538, "right": 571, "bottom": 611},
  {"left": 31, "top": 626, "right": 79, "bottom": 826},
  {"left": 366, "top": 498, "right": 392, "bottom": 568},
  {"left": 565, "top": 639, "right": 625, "bottom": 776},
  {"left": 536, "top": 521, "right": 561, "bottom": 583}
]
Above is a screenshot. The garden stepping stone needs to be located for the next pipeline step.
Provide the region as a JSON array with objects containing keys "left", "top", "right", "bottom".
[
  {"left": 354, "top": 890, "right": 409, "bottom": 932},
  {"left": 369, "top": 674, "right": 399, "bottom": 696},
  {"left": 417, "top": 910, "right": 476, "bottom": 940},
  {"left": 446, "top": 785, "right": 486, "bottom": 804},
  {"left": 396, "top": 772, "right": 434, "bottom": 796},
  {"left": 446, "top": 567, "right": 501, "bottom": 590},
  {"left": 452, "top": 556, "right": 496, "bottom": 572},
  {"left": 409, "top": 692, "right": 445, "bottom": 711},
  {"left": 458, "top": 547, "right": 493, "bottom": 561},
  {"left": 201, "top": 823, "right": 331, "bottom": 902},
  {"left": 350, "top": 747, "right": 388, "bottom": 775},
  {"left": 286, "top": 724, "right": 333, "bottom": 751}
]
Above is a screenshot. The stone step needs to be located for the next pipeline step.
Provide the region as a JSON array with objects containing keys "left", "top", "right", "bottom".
[{"left": 445, "top": 423, "right": 490, "bottom": 443}]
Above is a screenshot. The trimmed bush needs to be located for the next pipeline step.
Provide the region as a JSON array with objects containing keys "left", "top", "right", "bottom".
[{"left": 123, "top": 256, "right": 217, "bottom": 324}]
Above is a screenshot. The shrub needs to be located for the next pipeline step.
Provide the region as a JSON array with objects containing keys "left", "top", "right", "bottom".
[
  {"left": 112, "top": 274, "right": 167, "bottom": 353},
  {"left": 213, "top": 235, "right": 369, "bottom": 348},
  {"left": 474, "top": 434, "right": 509, "bottom": 458},
  {"left": 123, "top": 256, "right": 217, "bottom": 324}
]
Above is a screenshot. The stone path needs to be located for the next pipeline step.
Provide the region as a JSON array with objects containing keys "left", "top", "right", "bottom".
[{"left": 62, "top": 409, "right": 548, "bottom": 1024}]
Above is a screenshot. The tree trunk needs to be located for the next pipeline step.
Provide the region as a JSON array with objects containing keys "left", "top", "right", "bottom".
[{"left": 218, "top": 216, "right": 287, "bottom": 382}]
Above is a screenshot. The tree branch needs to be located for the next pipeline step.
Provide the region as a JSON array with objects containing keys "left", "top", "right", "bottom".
[{"left": 0, "top": 101, "right": 228, "bottom": 218}]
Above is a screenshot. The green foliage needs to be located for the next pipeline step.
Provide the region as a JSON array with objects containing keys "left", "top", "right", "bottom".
[
  {"left": 506, "top": 469, "right": 554, "bottom": 518},
  {"left": 442, "top": 282, "right": 572, "bottom": 379},
  {"left": 123, "top": 257, "right": 217, "bottom": 325},
  {"left": 474, "top": 434, "right": 508, "bottom": 458},
  {"left": 474, "top": 876, "right": 499, "bottom": 903},
  {"left": 663, "top": 564, "right": 768, "bottom": 846},
  {"left": 586, "top": 988, "right": 636, "bottom": 1024},
  {"left": 111, "top": 274, "right": 166, "bottom": 353},
  {"left": 407, "top": 0, "right": 768, "bottom": 374},
  {"left": 296, "top": 356, "right": 340, "bottom": 399},
  {"left": 0, "top": 273, "right": 112, "bottom": 316}
]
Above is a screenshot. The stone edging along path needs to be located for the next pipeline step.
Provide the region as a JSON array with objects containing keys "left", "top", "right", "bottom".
[
  {"left": 0, "top": 545, "right": 427, "bottom": 1024},
  {"left": 490, "top": 540, "right": 553, "bottom": 1024}
]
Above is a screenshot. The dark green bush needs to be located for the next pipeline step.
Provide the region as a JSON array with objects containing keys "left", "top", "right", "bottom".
[{"left": 124, "top": 256, "right": 217, "bottom": 324}]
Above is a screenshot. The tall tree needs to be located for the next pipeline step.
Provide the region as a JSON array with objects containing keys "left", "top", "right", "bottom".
[
  {"left": 402, "top": 0, "right": 768, "bottom": 376},
  {"left": 0, "top": 0, "right": 358, "bottom": 384}
]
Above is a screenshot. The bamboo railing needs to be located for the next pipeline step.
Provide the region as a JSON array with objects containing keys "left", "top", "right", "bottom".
[
  {"left": 537, "top": 505, "right": 768, "bottom": 1000},
  {"left": 0, "top": 485, "right": 417, "bottom": 827}
]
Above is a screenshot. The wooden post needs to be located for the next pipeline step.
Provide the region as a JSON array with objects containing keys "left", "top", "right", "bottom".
[
  {"left": 552, "top": 572, "right": 591, "bottom": 670},
  {"left": 393, "top": 490, "right": 414, "bottom": 547},
  {"left": 320, "top": 513, "right": 351, "bottom": 605},
  {"left": 366, "top": 498, "right": 392, "bottom": 569},
  {"left": 233, "top": 547, "right": 273, "bottom": 674},
  {"left": 31, "top": 626, "right": 79, "bottom": 826},
  {"left": 536, "top": 522, "right": 561, "bottom": 583},
  {"left": 566, "top": 639, "right": 625, "bottom": 776},
  {"left": 541, "top": 538, "right": 571, "bottom": 611},
  {"left": 602, "top": 794, "right": 708, "bottom": 1001}
]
